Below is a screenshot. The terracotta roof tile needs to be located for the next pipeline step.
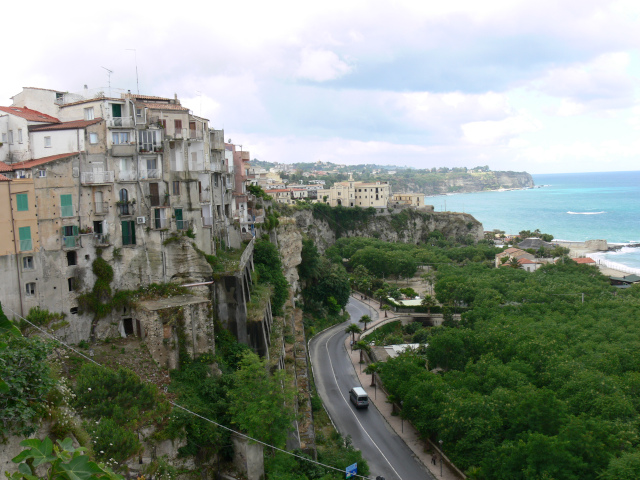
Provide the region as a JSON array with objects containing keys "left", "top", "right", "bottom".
[
  {"left": 0, "top": 161, "right": 12, "bottom": 172},
  {"left": 144, "top": 103, "right": 189, "bottom": 111},
  {"left": 0, "top": 174, "right": 10, "bottom": 181},
  {"left": 59, "top": 97, "right": 122, "bottom": 108},
  {"left": 127, "top": 94, "right": 174, "bottom": 101},
  {"left": 29, "top": 118, "right": 103, "bottom": 132},
  {"left": 574, "top": 257, "right": 596, "bottom": 264},
  {"left": 11, "top": 152, "right": 79, "bottom": 170},
  {"left": 0, "top": 106, "right": 60, "bottom": 123}
]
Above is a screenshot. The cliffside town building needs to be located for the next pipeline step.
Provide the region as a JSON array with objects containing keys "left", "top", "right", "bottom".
[
  {"left": 0, "top": 86, "right": 272, "bottom": 358},
  {"left": 317, "top": 174, "right": 391, "bottom": 208}
]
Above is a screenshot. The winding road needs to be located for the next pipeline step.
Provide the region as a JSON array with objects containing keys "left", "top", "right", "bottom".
[{"left": 309, "top": 297, "right": 434, "bottom": 480}]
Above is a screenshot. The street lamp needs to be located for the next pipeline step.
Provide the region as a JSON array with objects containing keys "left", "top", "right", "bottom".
[{"left": 439, "top": 439, "right": 443, "bottom": 477}]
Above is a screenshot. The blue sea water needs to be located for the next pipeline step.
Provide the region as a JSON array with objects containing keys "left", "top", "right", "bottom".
[{"left": 425, "top": 171, "right": 640, "bottom": 270}]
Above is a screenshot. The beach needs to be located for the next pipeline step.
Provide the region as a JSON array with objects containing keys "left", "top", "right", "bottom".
[{"left": 554, "top": 240, "right": 631, "bottom": 278}]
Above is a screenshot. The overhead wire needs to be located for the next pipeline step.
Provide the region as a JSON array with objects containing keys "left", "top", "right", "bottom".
[{"left": 1, "top": 304, "right": 371, "bottom": 479}]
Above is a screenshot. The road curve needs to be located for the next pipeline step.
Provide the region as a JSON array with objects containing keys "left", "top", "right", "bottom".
[{"left": 309, "top": 297, "right": 434, "bottom": 480}]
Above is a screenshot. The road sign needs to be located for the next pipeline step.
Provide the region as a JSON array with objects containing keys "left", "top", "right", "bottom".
[{"left": 346, "top": 462, "right": 357, "bottom": 478}]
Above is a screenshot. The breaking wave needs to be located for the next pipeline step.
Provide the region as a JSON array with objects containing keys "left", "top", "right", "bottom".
[{"left": 567, "top": 211, "right": 606, "bottom": 215}]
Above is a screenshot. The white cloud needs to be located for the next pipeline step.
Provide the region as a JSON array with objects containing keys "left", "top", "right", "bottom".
[
  {"left": 295, "top": 49, "right": 352, "bottom": 82},
  {"left": 461, "top": 115, "right": 542, "bottom": 145}
]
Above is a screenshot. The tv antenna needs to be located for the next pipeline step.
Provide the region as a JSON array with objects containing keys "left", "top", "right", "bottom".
[
  {"left": 126, "top": 49, "right": 139, "bottom": 94},
  {"left": 196, "top": 90, "right": 202, "bottom": 116},
  {"left": 101, "top": 66, "right": 113, "bottom": 97}
]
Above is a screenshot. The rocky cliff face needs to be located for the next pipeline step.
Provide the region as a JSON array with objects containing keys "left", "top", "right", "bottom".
[
  {"left": 394, "top": 171, "right": 534, "bottom": 195},
  {"left": 291, "top": 209, "right": 484, "bottom": 254},
  {"left": 276, "top": 220, "right": 303, "bottom": 293}
]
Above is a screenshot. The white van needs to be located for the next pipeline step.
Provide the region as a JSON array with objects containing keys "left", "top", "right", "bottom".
[{"left": 349, "top": 387, "right": 369, "bottom": 409}]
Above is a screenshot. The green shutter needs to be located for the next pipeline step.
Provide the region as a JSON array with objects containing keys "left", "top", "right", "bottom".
[
  {"left": 130, "top": 221, "right": 136, "bottom": 245},
  {"left": 112, "top": 103, "right": 122, "bottom": 117},
  {"left": 16, "top": 193, "right": 28, "bottom": 211},
  {"left": 72, "top": 225, "right": 79, "bottom": 237},
  {"left": 18, "top": 226, "right": 32, "bottom": 251},
  {"left": 60, "top": 194, "right": 73, "bottom": 217}
]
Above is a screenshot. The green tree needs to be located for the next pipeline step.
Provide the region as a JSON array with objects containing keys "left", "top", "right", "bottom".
[
  {"left": 381, "top": 304, "right": 391, "bottom": 318},
  {"left": 299, "top": 238, "right": 320, "bottom": 282},
  {"left": 227, "top": 351, "right": 295, "bottom": 448},
  {"left": 359, "top": 314, "right": 372, "bottom": 331},
  {"left": 345, "top": 324, "right": 362, "bottom": 344},
  {"left": 364, "top": 363, "right": 380, "bottom": 387},
  {"left": 353, "top": 340, "right": 371, "bottom": 364},
  {"left": 421, "top": 295, "right": 437, "bottom": 315},
  {"left": 254, "top": 238, "right": 290, "bottom": 316}
]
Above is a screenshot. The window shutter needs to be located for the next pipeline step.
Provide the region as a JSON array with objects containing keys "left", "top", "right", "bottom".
[
  {"left": 16, "top": 193, "right": 28, "bottom": 211},
  {"left": 72, "top": 225, "right": 79, "bottom": 236},
  {"left": 130, "top": 221, "right": 136, "bottom": 244},
  {"left": 19, "top": 227, "right": 31, "bottom": 241}
]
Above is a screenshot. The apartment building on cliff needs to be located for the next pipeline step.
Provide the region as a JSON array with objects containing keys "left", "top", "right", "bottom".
[
  {"left": 0, "top": 87, "right": 272, "bottom": 359},
  {"left": 317, "top": 173, "right": 391, "bottom": 208}
]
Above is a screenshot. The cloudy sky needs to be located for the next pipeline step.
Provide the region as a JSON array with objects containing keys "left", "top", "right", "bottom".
[{"left": 3, "top": 0, "right": 640, "bottom": 173}]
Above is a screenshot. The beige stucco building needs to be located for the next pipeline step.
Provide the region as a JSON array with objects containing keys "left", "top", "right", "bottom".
[{"left": 318, "top": 175, "right": 391, "bottom": 208}]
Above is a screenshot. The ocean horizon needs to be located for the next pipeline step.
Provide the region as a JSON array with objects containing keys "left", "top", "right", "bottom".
[{"left": 424, "top": 170, "right": 640, "bottom": 272}]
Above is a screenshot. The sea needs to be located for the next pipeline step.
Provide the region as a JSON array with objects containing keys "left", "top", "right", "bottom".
[{"left": 425, "top": 171, "right": 640, "bottom": 273}]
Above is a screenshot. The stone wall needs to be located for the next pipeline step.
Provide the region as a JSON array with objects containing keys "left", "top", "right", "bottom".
[{"left": 276, "top": 221, "right": 302, "bottom": 293}]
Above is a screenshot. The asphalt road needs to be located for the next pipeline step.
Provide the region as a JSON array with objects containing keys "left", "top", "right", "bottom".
[{"left": 309, "top": 297, "right": 434, "bottom": 480}]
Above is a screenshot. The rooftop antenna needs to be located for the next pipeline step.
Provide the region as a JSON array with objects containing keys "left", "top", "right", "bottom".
[
  {"left": 126, "top": 49, "right": 139, "bottom": 94},
  {"left": 101, "top": 66, "right": 113, "bottom": 97}
]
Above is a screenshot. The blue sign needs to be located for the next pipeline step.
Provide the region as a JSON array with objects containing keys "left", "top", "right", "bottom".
[{"left": 346, "top": 462, "right": 358, "bottom": 478}]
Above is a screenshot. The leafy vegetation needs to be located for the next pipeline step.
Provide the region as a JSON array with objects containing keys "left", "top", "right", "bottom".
[
  {"left": 379, "top": 260, "right": 640, "bottom": 479},
  {"left": 254, "top": 238, "right": 289, "bottom": 316}
]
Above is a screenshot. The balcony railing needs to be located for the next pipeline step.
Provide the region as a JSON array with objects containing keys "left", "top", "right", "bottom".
[
  {"left": 81, "top": 171, "right": 115, "bottom": 185},
  {"left": 139, "top": 169, "right": 160, "bottom": 180},
  {"left": 94, "top": 201, "right": 109, "bottom": 215},
  {"left": 200, "top": 193, "right": 211, "bottom": 203},
  {"left": 149, "top": 195, "right": 170, "bottom": 207},
  {"left": 189, "top": 130, "right": 203, "bottom": 140},
  {"left": 19, "top": 239, "right": 33, "bottom": 251},
  {"left": 63, "top": 236, "right": 79, "bottom": 249},
  {"left": 176, "top": 219, "right": 191, "bottom": 231},
  {"left": 118, "top": 171, "right": 137, "bottom": 182},
  {"left": 153, "top": 218, "right": 169, "bottom": 229},
  {"left": 93, "top": 233, "right": 110, "bottom": 245},
  {"left": 139, "top": 146, "right": 164, "bottom": 154},
  {"left": 61, "top": 205, "right": 75, "bottom": 217},
  {"left": 202, "top": 216, "right": 213, "bottom": 227},
  {"left": 118, "top": 203, "right": 135, "bottom": 216},
  {"left": 108, "top": 117, "right": 134, "bottom": 128}
]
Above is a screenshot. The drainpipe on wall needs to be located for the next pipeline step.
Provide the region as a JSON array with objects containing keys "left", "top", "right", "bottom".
[{"left": 8, "top": 181, "right": 25, "bottom": 317}]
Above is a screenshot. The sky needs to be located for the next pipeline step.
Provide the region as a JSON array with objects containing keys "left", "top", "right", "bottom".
[{"left": 3, "top": 0, "right": 640, "bottom": 174}]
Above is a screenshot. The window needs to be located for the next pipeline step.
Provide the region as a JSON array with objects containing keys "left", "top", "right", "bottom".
[
  {"left": 37, "top": 169, "right": 46, "bottom": 178},
  {"left": 84, "top": 107, "right": 94, "bottom": 120},
  {"left": 68, "top": 278, "right": 75, "bottom": 292},
  {"left": 44, "top": 136, "right": 52, "bottom": 148},
  {"left": 136, "top": 108, "right": 142, "bottom": 118},
  {"left": 89, "top": 133, "right": 98, "bottom": 144},
  {"left": 18, "top": 129, "right": 23, "bottom": 144},
  {"left": 139, "top": 130, "right": 158, "bottom": 151},
  {"left": 119, "top": 188, "right": 130, "bottom": 215},
  {"left": 9, "top": 130, "right": 13, "bottom": 144},
  {"left": 25, "top": 283, "right": 36, "bottom": 296},
  {"left": 60, "top": 194, "right": 73, "bottom": 217},
  {"left": 67, "top": 251, "right": 77, "bottom": 266},
  {"left": 1, "top": 133, "right": 6, "bottom": 143},
  {"left": 112, "top": 132, "right": 130, "bottom": 144},
  {"left": 122, "top": 220, "right": 136, "bottom": 245},
  {"left": 174, "top": 119, "right": 182, "bottom": 134},
  {"left": 18, "top": 227, "right": 32, "bottom": 251},
  {"left": 93, "top": 221, "right": 103, "bottom": 234},
  {"left": 16, "top": 193, "right": 28, "bottom": 211},
  {"left": 161, "top": 120, "right": 166, "bottom": 130},
  {"left": 70, "top": 307, "right": 78, "bottom": 314},
  {"left": 22, "top": 256, "right": 34, "bottom": 270},
  {"left": 172, "top": 181, "right": 180, "bottom": 195},
  {"left": 175, "top": 208, "right": 186, "bottom": 230},
  {"left": 62, "top": 225, "right": 79, "bottom": 248}
]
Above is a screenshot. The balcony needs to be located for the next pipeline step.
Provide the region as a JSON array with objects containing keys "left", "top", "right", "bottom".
[
  {"left": 189, "top": 130, "right": 203, "bottom": 141},
  {"left": 152, "top": 218, "right": 169, "bottom": 229},
  {"left": 176, "top": 219, "right": 191, "bottom": 231},
  {"left": 149, "top": 195, "right": 170, "bottom": 207},
  {"left": 19, "top": 239, "right": 33, "bottom": 251},
  {"left": 118, "top": 171, "right": 137, "bottom": 182},
  {"left": 202, "top": 216, "right": 213, "bottom": 227},
  {"left": 93, "top": 233, "right": 110, "bottom": 246},
  {"left": 117, "top": 203, "right": 136, "bottom": 216},
  {"left": 63, "top": 235, "right": 80, "bottom": 249},
  {"left": 94, "top": 202, "right": 109, "bottom": 215},
  {"left": 108, "top": 117, "right": 135, "bottom": 128},
  {"left": 81, "top": 171, "right": 115, "bottom": 185},
  {"left": 139, "top": 169, "right": 161, "bottom": 180},
  {"left": 139, "top": 146, "right": 164, "bottom": 154},
  {"left": 111, "top": 144, "right": 137, "bottom": 157},
  {"left": 200, "top": 192, "right": 211, "bottom": 203}
]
